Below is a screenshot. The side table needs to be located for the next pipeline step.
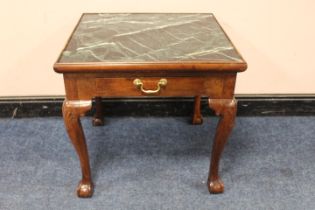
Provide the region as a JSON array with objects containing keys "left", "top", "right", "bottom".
[{"left": 54, "top": 13, "right": 247, "bottom": 197}]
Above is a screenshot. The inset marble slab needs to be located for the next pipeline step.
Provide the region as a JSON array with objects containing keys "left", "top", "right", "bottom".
[{"left": 58, "top": 13, "right": 244, "bottom": 64}]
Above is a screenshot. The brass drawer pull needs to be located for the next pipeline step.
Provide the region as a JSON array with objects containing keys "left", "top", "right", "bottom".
[{"left": 133, "top": 78, "right": 167, "bottom": 94}]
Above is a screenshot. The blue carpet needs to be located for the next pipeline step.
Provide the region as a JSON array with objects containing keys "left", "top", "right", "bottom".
[{"left": 0, "top": 117, "right": 314, "bottom": 210}]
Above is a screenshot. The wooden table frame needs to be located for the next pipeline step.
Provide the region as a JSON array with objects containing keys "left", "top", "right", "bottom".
[{"left": 54, "top": 13, "right": 247, "bottom": 198}]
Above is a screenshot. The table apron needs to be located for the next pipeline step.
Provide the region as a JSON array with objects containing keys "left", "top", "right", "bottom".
[{"left": 63, "top": 74, "right": 237, "bottom": 99}]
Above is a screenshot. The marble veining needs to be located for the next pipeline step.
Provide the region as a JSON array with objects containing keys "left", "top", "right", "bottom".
[{"left": 58, "top": 13, "right": 243, "bottom": 63}]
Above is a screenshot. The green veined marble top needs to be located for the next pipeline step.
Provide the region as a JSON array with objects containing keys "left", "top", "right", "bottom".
[{"left": 58, "top": 13, "right": 244, "bottom": 64}]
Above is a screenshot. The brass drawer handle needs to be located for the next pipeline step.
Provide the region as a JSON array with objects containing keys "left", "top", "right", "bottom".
[{"left": 133, "top": 78, "right": 167, "bottom": 95}]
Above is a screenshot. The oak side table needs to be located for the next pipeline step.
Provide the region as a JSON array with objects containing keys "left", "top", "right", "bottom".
[{"left": 54, "top": 13, "right": 247, "bottom": 198}]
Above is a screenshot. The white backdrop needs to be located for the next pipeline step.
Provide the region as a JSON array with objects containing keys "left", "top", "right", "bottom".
[{"left": 1, "top": 0, "right": 314, "bottom": 96}]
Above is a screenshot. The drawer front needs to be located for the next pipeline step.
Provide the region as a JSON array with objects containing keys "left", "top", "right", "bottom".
[{"left": 95, "top": 77, "right": 225, "bottom": 97}]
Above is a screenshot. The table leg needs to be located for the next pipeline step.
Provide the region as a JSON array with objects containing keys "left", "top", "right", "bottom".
[
  {"left": 92, "top": 97, "right": 105, "bottom": 126},
  {"left": 207, "top": 98, "right": 237, "bottom": 193},
  {"left": 62, "top": 100, "right": 94, "bottom": 198},
  {"left": 192, "top": 95, "right": 203, "bottom": 124}
]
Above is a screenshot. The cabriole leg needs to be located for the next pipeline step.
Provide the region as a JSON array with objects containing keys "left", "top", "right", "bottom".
[
  {"left": 192, "top": 95, "right": 203, "bottom": 124},
  {"left": 92, "top": 97, "right": 105, "bottom": 126},
  {"left": 207, "top": 98, "right": 237, "bottom": 193},
  {"left": 62, "top": 100, "right": 94, "bottom": 198}
]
